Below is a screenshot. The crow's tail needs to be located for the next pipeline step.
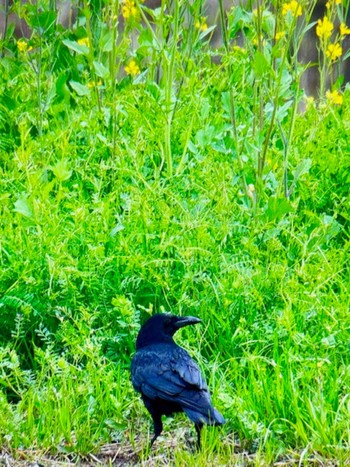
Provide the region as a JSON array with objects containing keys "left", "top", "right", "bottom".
[{"left": 184, "top": 406, "right": 226, "bottom": 426}]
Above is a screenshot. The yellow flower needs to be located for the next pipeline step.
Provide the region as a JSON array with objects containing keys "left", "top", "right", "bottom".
[
  {"left": 305, "top": 96, "right": 315, "bottom": 110},
  {"left": 233, "top": 45, "right": 246, "bottom": 54},
  {"left": 252, "top": 36, "right": 266, "bottom": 47},
  {"left": 17, "top": 39, "right": 28, "bottom": 53},
  {"left": 282, "top": 1, "right": 302, "bottom": 17},
  {"left": 340, "top": 22, "right": 350, "bottom": 36},
  {"left": 87, "top": 80, "right": 103, "bottom": 88},
  {"left": 77, "top": 37, "right": 90, "bottom": 47},
  {"left": 125, "top": 59, "right": 140, "bottom": 76},
  {"left": 122, "top": 0, "right": 138, "bottom": 20},
  {"left": 316, "top": 17, "right": 334, "bottom": 39},
  {"left": 326, "top": 90, "right": 343, "bottom": 105},
  {"left": 195, "top": 17, "right": 208, "bottom": 32},
  {"left": 326, "top": 0, "right": 342, "bottom": 7},
  {"left": 275, "top": 31, "right": 285, "bottom": 40},
  {"left": 326, "top": 42, "right": 342, "bottom": 61}
]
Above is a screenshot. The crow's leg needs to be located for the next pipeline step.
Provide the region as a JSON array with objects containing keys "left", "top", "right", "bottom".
[
  {"left": 150, "top": 414, "right": 163, "bottom": 447},
  {"left": 195, "top": 423, "right": 202, "bottom": 449},
  {"left": 142, "top": 396, "right": 163, "bottom": 447}
]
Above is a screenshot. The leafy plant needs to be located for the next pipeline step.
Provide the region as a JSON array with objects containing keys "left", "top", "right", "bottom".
[{"left": 0, "top": 0, "right": 349, "bottom": 463}]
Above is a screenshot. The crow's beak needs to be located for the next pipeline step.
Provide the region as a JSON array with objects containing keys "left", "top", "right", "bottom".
[{"left": 175, "top": 316, "right": 201, "bottom": 329}]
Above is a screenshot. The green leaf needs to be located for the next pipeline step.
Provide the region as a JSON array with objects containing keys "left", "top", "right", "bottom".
[
  {"left": 51, "top": 159, "right": 72, "bottom": 181},
  {"left": 266, "top": 196, "right": 293, "bottom": 222},
  {"left": 262, "top": 10, "right": 275, "bottom": 38},
  {"left": 100, "top": 30, "right": 113, "bottom": 52},
  {"left": 293, "top": 158, "right": 312, "bottom": 181},
  {"left": 14, "top": 196, "right": 33, "bottom": 218},
  {"left": 93, "top": 61, "right": 110, "bottom": 79},
  {"left": 110, "top": 224, "right": 125, "bottom": 237},
  {"left": 55, "top": 73, "right": 70, "bottom": 101},
  {"left": 29, "top": 10, "right": 57, "bottom": 35},
  {"left": 62, "top": 39, "right": 89, "bottom": 55},
  {"left": 69, "top": 81, "right": 90, "bottom": 97},
  {"left": 221, "top": 92, "right": 231, "bottom": 116},
  {"left": 253, "top": 50, "right": 271, "bottom": 78}
]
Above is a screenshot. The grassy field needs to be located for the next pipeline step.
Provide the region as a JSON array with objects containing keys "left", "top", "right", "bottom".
[{"left": 0, "top": 0, "right": 349, "bottom": 465}]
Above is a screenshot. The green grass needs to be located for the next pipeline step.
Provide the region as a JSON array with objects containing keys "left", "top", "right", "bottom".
[{"left": 0, "top": 0, "right": 349, "bottom": 464}]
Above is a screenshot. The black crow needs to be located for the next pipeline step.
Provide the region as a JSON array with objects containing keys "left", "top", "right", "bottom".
[{"left": 131, "top": 313, "right": 225, "bottom": 447}]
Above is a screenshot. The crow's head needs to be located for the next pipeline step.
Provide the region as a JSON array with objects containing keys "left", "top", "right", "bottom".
[{"left": 136, "top": 313, "right": 201, "bottom": 349}]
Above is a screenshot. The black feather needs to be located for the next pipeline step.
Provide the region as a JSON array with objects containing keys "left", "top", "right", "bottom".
[{"left": 131, "top": 313, "right": 225, "bottom": 447}]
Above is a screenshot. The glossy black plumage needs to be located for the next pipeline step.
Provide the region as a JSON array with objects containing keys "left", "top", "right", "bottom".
[{"left": 131, "top": 313, "right": 225, "bottom": 447}]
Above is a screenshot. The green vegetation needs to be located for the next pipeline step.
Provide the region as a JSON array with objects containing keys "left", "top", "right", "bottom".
[{"left": 0, "top": 0, "right": 349, "bottom": 464}]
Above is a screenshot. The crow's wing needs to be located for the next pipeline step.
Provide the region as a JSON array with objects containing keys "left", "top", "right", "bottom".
[
  {"left": 131, "top": 343, "right": 226, "bottom": 425},
  {"left": 131, "top": 344, "right": 209, "bottom": 408}
]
